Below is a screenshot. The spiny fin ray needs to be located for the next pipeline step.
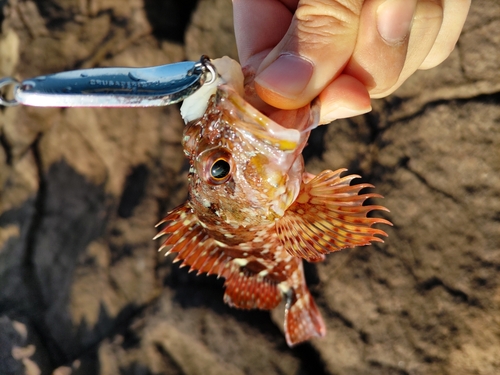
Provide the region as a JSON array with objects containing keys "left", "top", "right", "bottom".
[
  {"left": 277, "top": 169, "right": 392, "bottom": 261},
  {"left": 156, "top": 204, "right": 232, "bottom": 277},
  {"left": 156, "top": 204, "right": 283, "bottom": 311}
]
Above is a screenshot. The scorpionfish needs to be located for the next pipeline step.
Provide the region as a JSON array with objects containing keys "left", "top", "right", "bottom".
[{"left": 155, "top": 57, "right": 391, "bottom": 346}]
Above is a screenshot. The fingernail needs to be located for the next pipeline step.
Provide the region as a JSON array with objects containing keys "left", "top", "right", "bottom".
[
  {"left": 321, "top": 106, "right": 371, "bottom": 124},
  {"left": 255, "top": 54, "right": 313, "bottom": 98},
  {"left": 377, "top": 0, "right": 415, "bottom": 45}
]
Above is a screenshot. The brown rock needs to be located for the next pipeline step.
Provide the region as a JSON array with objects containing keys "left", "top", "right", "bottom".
[{"left": 0, "top": 1, "right": 498, "bottom": 374}]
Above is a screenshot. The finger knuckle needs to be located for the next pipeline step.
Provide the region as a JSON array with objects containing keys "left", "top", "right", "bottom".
[{"left": 294, "top": 0, "right": 359, "bottom": 41}]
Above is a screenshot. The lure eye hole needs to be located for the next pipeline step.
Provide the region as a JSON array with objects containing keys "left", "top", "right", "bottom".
[{"left": 200, "top": 148, "right": 233, "bottom": 185}]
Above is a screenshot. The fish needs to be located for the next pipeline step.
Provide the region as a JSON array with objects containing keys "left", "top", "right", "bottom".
[{"left": 154, "top": 57, "right": 391, "bottom": 347}]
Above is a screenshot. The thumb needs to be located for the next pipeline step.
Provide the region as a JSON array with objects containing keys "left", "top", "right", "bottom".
[{"left": 254, "top": 0, "right": 364, "bottom": 110}]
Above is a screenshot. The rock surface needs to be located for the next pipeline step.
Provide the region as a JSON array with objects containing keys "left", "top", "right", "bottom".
[{"left": 1, "top": 1, "right": 499, "bottom": 374}]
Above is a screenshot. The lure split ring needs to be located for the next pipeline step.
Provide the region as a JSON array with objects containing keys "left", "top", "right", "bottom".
[
  {"left": 194, "top": 55, "right": 217, "bottom": 85},
  {"left": 0, "top": 77, "right": 19, "bottom": 107}
]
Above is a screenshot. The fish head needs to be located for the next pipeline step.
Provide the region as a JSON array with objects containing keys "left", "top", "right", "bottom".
[{"left": 180, "top": 57, "right": 319, "bottom": 238}]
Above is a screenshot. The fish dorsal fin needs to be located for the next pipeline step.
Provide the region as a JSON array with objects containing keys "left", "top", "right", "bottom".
[
  {"left": 276, "top": 169, "right": 392, "bottom": 262},
  {"left": 223, "top": 262, "right": 282, "bottom": 310},
  {"left": 155, "top": 204, "right": 283, "bottom": 311}
]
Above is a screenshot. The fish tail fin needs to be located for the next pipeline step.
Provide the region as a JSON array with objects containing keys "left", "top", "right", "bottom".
[{"left": 284, "top": 289, "right": 326, "bottom": 347}]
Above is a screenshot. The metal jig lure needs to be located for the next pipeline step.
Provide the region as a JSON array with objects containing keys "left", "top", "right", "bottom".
[{"left": 0, "top": 55, "right": 216, "bottom": 108}]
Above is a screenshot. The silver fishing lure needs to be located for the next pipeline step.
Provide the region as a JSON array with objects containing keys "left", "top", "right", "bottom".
[{"left": 0, "top": 55, "right": 216, "bottom": 107}]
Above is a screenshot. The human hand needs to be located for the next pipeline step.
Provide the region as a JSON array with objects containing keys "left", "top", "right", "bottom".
[{"left": 233, "top": 0, "right": 471, "bottom": 125}]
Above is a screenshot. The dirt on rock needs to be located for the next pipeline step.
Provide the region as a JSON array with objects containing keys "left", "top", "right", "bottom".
[{"left": 0, "top": 1, "right": 499, "bottom": 374}]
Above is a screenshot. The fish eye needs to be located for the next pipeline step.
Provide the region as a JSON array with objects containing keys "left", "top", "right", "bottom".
[
  {"left": 211, "top": 158, "right": 231, "bottom": 180},
  {"left": 201, "top": 148, "right": 233, "bottom": 185}
]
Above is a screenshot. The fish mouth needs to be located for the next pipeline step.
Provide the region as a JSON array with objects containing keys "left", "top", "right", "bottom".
[{"left": 180, "top": 56, "right": 320, "bottom": 153}]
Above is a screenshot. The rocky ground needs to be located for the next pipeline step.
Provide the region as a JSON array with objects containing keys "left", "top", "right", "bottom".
[{"left": 0, "top": 1, "right": 499, "bottom": 374}]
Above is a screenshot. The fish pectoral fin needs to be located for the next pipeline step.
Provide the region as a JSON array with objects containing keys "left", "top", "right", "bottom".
[
  {"left": 223, "top": 266, "right": 282, "bottom": 310},
  {"left": 284, "top": 290, "right": 326, "bottom": 347},
  {"left": 276, "top": 169, "right": 392, "bottom": 262}
]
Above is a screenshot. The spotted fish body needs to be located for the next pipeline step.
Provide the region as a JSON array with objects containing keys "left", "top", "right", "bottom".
[{"left": 155, "top": 57, "right": 391, "bottom": 346}]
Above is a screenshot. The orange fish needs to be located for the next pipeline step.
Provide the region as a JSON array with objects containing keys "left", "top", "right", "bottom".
[{"left": 155, "top": 57, "right": 391, "bottom": 346}]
